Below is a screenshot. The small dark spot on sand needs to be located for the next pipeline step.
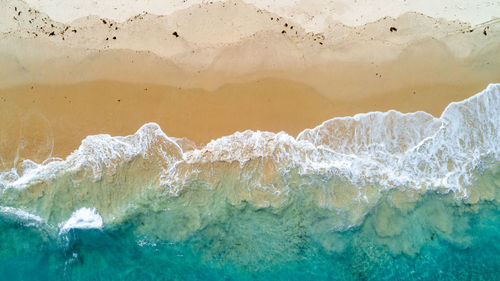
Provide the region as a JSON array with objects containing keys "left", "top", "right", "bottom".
[
  {"left": 270, "top": 17, "right": 273, "bottom": 20},
  {"left": 483, "top": 28, "right": 487, "bottom": 36},
  {"left": 102, "top": 19, "right": 107, "bottom": 24},
  {"left": 469, "top": 29, "right": 474, "bottom": 32},
  {"left": 15, "top": 7, "right": 17, "bottom": 11},
  {"left": 390, "top": 27, "right": 397, "bottom": 32},
  {"left": 18, "top": 11, "right": 21, "bottom": 16},
  {"left": 72, "top": 29, "right": 77, "bottom": 33},
  {"left": 172, "top": 31, "right": 179, "bottom": 37},
  {"left": 115, "top": 27, "right": 118, "bottom": 30},
  {"left": 112, "top": 36, "right": 116, "bottom": 40},
  {"left": 284, "top": 23, "right": 288, "bottom": 27},
  {"left": 290, "top": 26, "right": 293, "bottom": 29},
  {"left": 106, "top": 37, "right": 109, "bottom": 40},
  {"left": 31, "top": 86, "right": 34, "bottom": 90},
  {"left": 281, "top": 30, "right": 286, "bottom": 34},
  {"left": 48, "top": 31, "right": 55, "bottom": 36},
  {"left": 319, "top": 42, "right": 323, "bottom": 45},
  {"left": 117, "top": 99, "right": 121, "bottom": 102},
  {"left": 413, "top": 91, "right": 416, "bottom": 95}
]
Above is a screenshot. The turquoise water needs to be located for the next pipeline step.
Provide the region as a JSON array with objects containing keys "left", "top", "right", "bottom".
[
  {"left": 0, "top": 84, "right": 499, "bottom": 280},
  {"left": 1, "top": 185, "right": 500, "bottom": 281}
]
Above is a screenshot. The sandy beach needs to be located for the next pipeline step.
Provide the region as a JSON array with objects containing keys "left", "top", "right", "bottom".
[
  {"left": 1, "top": 1, "right": 500, "bottom": 279},
  {"left": 1, "top": 0, "right": 499, "bottom": 169},
  {"left": 0, "top": 77, "right": 494, "bottom": 170}
]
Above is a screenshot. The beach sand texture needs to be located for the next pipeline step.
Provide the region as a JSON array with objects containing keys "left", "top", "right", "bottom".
[
  {"left": 1, "top": 0, "right": 499, "bottom": 169},
  {"left": 1, "top": 2, "right": 500, "bottom": 280}
]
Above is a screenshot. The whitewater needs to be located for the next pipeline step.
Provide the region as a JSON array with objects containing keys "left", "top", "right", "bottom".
[
  {"left": 0, "top": 84, "right": 499, "bottom": 280},
  {"left": 0, "top": 83, "right": 498, "bottom": 225}
]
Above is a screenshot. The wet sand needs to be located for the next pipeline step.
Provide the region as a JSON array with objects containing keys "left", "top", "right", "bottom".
[
  {"left": 0, "top": 77, "right": 492, "bottom": 170},
  {"left": 1, "top": 0, "right": 499, "bottom": 170}
]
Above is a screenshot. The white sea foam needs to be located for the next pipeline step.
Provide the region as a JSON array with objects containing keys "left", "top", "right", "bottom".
[
  {"left": 59, "top": 207, "right": 103, "bottom": 233},
  {"left": 0, "top": 122, "right": 183, "bottom": 189},
  {"left": 0, "top": 206, "right": 43, "bottom": 223},
  {"left": 0, "top": 84, "right": 499, "bottom": 199},
  {"left": 180, "top": 84, "right": 499, "bottom": 195}
]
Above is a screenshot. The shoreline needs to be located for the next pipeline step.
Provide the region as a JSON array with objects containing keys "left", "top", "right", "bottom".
[
  {"left": 1, "top": 0, "right": 499, "bottom": 169},
  {"left": 1, "top": 1, "right": 500, "bottom": 279},
  {"left": 0, "top": 79, "right": 493, "bottom": 170}
]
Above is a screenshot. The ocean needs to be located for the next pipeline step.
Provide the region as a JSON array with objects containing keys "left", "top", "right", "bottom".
[{"left": 0, "top": 84, "right": 499, "bottom": 280}]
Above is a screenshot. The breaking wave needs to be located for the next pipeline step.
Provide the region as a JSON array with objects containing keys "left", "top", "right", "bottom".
[{"left": 0, "top": 84, "right": 498, "bottom": 233}]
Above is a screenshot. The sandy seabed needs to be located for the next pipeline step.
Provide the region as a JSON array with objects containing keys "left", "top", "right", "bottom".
[{"left": 1, "top": 2, "right": 500, "bottom": 280}]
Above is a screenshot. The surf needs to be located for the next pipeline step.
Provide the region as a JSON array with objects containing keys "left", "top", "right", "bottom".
[{"left": 0, "top": 84, "right": 498, "bottom": 230}]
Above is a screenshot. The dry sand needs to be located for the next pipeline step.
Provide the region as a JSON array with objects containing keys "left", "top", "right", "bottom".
[
  {"left": 0, "top": 0, "right": 499, "bottom": 169},
  {"left": 19, "top": 0, "right": 500, "bottom": 31}
]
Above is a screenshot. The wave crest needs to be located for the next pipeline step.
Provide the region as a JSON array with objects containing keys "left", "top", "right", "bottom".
[{"left": 0, "top": 84, "right": 498, "bottom": 230}]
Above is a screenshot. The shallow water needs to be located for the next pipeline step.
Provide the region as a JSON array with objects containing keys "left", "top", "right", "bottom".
[
  {"left": 1, "top": 181, "right": 499, "bottom": 281},
  {"left": 0, "top": 85, "right": 499, "bottom": 280}
]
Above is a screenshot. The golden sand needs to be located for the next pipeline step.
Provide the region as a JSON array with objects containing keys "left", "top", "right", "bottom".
[
  {"left": 0, "top": 77, "right": 491, "bottom": 170},
  {"left": 1, "top": 0, "right": 499, "bottom": 170}
]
